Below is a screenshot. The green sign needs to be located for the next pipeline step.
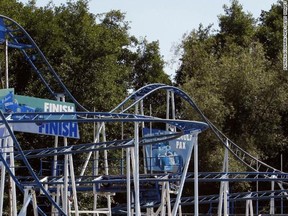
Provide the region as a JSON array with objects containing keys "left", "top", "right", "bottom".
[{"left": 0, "top": 89, "right": 79, "bottom": 139}]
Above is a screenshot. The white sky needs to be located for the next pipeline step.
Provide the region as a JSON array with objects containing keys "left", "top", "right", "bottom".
[{"left": 19, "top": 0, "right": 277, "bottom": 78}]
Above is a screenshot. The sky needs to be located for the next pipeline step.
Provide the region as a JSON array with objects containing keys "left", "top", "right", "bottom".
[{"left": 19, "top": 0, "right": 278, "bottom": 78}]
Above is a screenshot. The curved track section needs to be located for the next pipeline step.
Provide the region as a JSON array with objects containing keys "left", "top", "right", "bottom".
[
  {"left": 0, "top": 15, "right": 87, "bottom": 111},
  {"left": 1, "top": 13, "right": 279, "bottom": 174},
  {"left": 0, "top": 15, "right": 286, "bottom": 215},
  {"left": 14, "top": 132, "right": 183, "bottom": 160},
  {"left": 112, "top": 84, "right": 285, "bottom": 174},
  {"left": 0, "top": 111, "right": 207, "bottom": 215},
  {"left": 0, "top": 112, "right": 66, "bottom": 215}
]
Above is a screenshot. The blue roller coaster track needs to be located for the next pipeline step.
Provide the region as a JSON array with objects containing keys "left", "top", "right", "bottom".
[{"left": 0, "top": 14, "right": 286, "bottom": 216}]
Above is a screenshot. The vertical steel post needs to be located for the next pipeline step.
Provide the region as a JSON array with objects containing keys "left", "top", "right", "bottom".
[
  {"left": 55, "top": 183, "right": 61, "bottom": 215},
  {"left": 51, "top": 95, "right": 60, "bottom": 215},
  {"left": 256, "top": 156, "right": 259, "bottom": 215},
  {"left": 172, "top": 132, "right": 198, "bottom": 216},
  {"left": 52, "top": 95, "right": 60, "bottom": 176},
  {"left": 223, "top": 178, "right": 228, "bottom": 216},
  {"left": 69, "top": 154, "right": 79, "bottom": 216},
  {"left": 245, "top": 199, "right": 253, "bottom": 216},
  {"left": 178, "top": 205, "right": 182, "bottom": 216},
  {"left": 121, "top": 106, "right": 124, "bottom": 175},
  {"left": 171, "top": 91, "right": 176, "bottom": 126},
  {"left": 223, "top": 140, "right": 229, "bottom": 216},
  {"left": 5, "top": 39, "right": 8, "bottom": 89},
  {"left": 218, "top": 184, "right": 224, "bottom": 216},
  {"left": 140, "top": 100, "right": 147, "bottom": 174},
  {"left": 62, "top": 95, "right": 69, "bottom": 214},
  {"left": 270, "top": 175, "right": 276, "bottom": 215},
  {"left": 126, "top": 146, "right": 131, "bottom": 216},
  {"left": 160, "top": 182, "right": 167, "bottom": 216},
  {"left": 0, "top": 136, "right": 7, "bottom": 216},
  {"left": 134, "top": 103, "right": 140, "bottom": 215},
  {"left": 0, "top": 47, "right": 1, "bottom": 87},
  {"left": 166, "top": 183, "right": 172, "bottom": 216},
  {"left": 249, "top": 200, "right": 253, "bottom": 216},
  {"left": 245, "top": 199, "right": 249, "bottom": 216},
  {"left": 281, "top": 154, "right": 283, "bottom": 214},
  {"left": 93, "top": 122, "right": 100, "bottom": 216},
  {"left": 218, "top": 139, "right": 229, "bottom": 216},
  {"left": 63, "top": 139, "right": 69, "bottom": 214},
  {"left": 149, "top": 104, "right": 153, "bottom": 174},
  {"left": 102, "top": 124, "right": 111, "bottom": 216},
  {"left": 166, "top": 90, "right": 170, "bottom": 130},
  {"left": 19, "top": 187, "right": 30, "bottom": 216},
  {"left": 194, "top": 133, "right": 199, "bottom": 216},
  {"left": 31, "top": 189, "right": 39, "bottom": 216},
  {"left": 8, "top": 135, "right": 17, "bottom": 216}
]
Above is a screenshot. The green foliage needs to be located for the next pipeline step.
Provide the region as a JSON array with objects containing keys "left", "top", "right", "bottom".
[
  {"left": 131, "top": 39, "right": 172, "bottom": 118},
  {"left": 175, "top": 0, "right": 288, "bottom": 175},
  {"left": 0, "top": 0, "right": 170, "bottom": 171},
  {"left": 217, "top": 0, "right": 256, "bottom": 48},
  {"left": 256, "top": 1, "right": 283, "bottom": 62},
  {"left": 132, "top": 39, "right": 171, "bottom": 90},
  {"left": 1, "top": 0, "right": 170, "bottom": 112},
  {"left": 175, "top": 24, "right": 216, "bottom": 85}
]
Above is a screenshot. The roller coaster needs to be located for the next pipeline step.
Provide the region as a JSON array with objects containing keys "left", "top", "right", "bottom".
[{"left": 0, "top": 15, "right": 287, "bottom": 216}]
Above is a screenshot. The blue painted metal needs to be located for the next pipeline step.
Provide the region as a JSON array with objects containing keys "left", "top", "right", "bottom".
[
  {"left": 0, "top": 15, "right": 87, "bottom": 111},
  {"left": 110, "top": 189, "right": 288, "bottom": 213},
  {"left": 0, "top": 14, "right": 287, "bottom": 215},
  {"left": 13, "top": 132, "right": 182, "bottom": 159},
  {"left": 3, "top": 111, "right": 208, "bottom": 133},
  {"left": 112, "top": 84, "right": 285, "bottom": 174},
  {"left": 0, "top": 111, "right": 65, "bottom": 215},
  {"left": 0, "top": 18, "right": 5, "bottom": 43}
]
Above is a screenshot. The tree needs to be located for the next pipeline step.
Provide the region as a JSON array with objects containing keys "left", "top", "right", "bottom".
[
  {"left": 175, "top": 24, "right": 216, "bottom": 85},
  {"left": 217, "top": 0, "right": 256, "bottom": 49},
  {"left": 175, "top": 0, "right": 288, "bottom": 175},
  {"left": 130, "top": 39, "right": 171, "bottom": 120},
  {"left": 256, "top": 1, "right": 283, "bottom": 62},
  {"left": 132, "top": 39, "right": 171, "bottom": 90}
]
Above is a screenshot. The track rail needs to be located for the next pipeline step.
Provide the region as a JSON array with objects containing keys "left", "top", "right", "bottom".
[
  {"left": 111, "top": 84, "right": 286, "bottom": 174},
  {"left": 0, "top": 15, "right": 87, "bottom": 111},
  {"left": 0, "top": 14, "right": 286, "bottom": 215}
]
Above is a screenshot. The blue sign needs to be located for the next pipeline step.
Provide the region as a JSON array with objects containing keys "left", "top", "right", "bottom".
[
  {"left": 0, "top": 89, "right": 79, "bottom": 139},
  {"left": 143, "top": 128, "right": 194, "bottom": 173}
]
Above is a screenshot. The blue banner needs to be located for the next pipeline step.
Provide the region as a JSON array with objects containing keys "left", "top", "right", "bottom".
[
  {"left": 0, "top": 89, "right": 79, "bottom": 139},
  {"left": 143, "top": 128, "right": 193, "bottom": 173}
]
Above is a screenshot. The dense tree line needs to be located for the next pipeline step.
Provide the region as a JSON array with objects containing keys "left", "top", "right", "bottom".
[
  {"left": 175, "top": 0, "right": 288, "bottom": 175},
  {"left": 0, "top": 0, "right": 171, "bottom": 145},
  {"left": 0, "top": 0, "right": 171, "bottom": 109},
  {"left": 173, "top": 1, "right": 287, "bottom": 212}
]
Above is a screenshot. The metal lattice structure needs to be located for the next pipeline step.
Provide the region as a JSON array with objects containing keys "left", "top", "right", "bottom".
[{"left": 0, "top": 15, "right": 287, "bottom": 216}]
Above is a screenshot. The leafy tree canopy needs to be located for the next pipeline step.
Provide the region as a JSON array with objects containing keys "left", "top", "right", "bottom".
[
  {"left": 0, "top": 0, "right": 170, "bottom": 112},
  {"left": 175, "top": 0, "right": 288, "bottom": 173}
]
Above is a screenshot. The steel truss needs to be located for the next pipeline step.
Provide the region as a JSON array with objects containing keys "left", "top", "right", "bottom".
[{"left": 0, "top": 15, "right": 287, "bottom": 216}]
